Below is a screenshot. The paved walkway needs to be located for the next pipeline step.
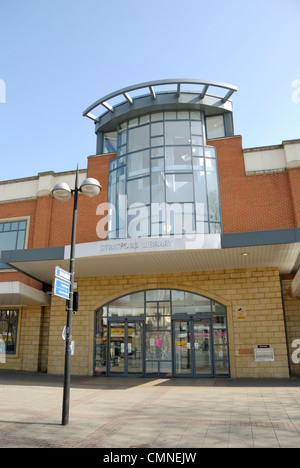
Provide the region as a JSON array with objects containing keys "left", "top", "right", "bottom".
[{"left": 1, "top": 370, "right": 300, "bottom": 448}]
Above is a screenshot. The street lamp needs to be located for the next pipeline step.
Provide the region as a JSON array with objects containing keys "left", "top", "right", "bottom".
[{"left": 52, "top": 166, "right": 101, "bottom": 426}]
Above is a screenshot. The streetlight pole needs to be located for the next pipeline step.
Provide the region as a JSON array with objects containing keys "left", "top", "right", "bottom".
[
  {"left": 52, "top": 166, "right": 102, "bottom": 426},
  {"left": 61, "top": 166, "right": 78, "bottom": 426}
]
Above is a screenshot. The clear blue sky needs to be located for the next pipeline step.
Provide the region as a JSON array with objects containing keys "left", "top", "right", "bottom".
[{"left": 0, "top": 0, "right": 299, "bottom": 181}]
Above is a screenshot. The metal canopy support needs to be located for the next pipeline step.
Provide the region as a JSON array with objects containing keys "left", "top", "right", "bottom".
[
  {"left": 177, "top": 84, "right": 181, "bottom": 98},
  {"left": 85, "top": 112, "right": 98, "bottom": 121},
  {"left": 201, "top": 84, "right": 209, "bottom": 99},
  {"left": 102, "top": 101, "right": 115, "bottom": 113},
  {"left": 123, "top": 92, "right": 133, "bottom": 105},
  {"left": 83, "top": 79, "right": 238, "bottom": 120},
  {"left": 149, "top": 86, "right": 156, "bottom": 100},
  {"left": 222, "top": 89, "right": 235, "bottom": 103}
]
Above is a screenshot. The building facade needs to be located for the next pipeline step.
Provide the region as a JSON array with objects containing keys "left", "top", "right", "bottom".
[{"left": 1, "top": 79, "right": 300, "bottom": 378}]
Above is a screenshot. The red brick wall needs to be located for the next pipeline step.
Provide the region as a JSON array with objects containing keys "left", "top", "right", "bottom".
[
  {"left": 0, "top": 199, "right": 44, "bottom": 288},
  {"left": 210, "top": 136, "right": 297, "bottom": 233},
  {"left": 287, "top": 168, "right": 300, "bottom": 227}
]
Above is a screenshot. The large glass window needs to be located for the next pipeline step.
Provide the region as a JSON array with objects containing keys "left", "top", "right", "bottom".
[
  {"left": 94, "top": 289, "right": 229, "bottom": 377},
  {"left": 0, "top": 309, "right": 18, "bottom": 354},
  {"left": 166, "top": 173, "right": 194, "bottom": 203},
  {"left": 165, "top": 121, "right": 190, "bottom": 145},
  {"left": 107, "top": 111, "right": 222, "bottom": 238},
  {"left": 103, "top": 132, "right": 118, "bottom": 153},
  {"left": 0, "top": 220, "right": 27, "bottom": 269},
  {"left": 206, "top": 115, "right": 225, "bottom": 139},
  {"left": 128, "top": 125, "right": 150, "bottom": 153}
]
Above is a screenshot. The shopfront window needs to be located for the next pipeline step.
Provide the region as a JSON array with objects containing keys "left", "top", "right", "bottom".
[
  {"left": 94, "top": 289, "right": 229, "bottom": 378},
  {"left": 0, "top": 309, "right": 18, "bottom": 354}
]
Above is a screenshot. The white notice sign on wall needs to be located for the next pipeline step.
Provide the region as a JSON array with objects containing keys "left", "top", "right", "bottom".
[{"left": 254, "top": 348, "right": 275, "bottom": 362}]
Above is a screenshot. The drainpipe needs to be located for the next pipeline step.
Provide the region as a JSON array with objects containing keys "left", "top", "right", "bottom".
[{"left": 280, "top": 275, "right": 292, "bottom": 377}]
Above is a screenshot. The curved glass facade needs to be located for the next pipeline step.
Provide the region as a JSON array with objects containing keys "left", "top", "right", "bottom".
[
  {"left": 106, "top": 110, "right": 222, "bottom": 239},
  {"left": 94, "top": 289, "right": 229, "bottom": 378}
]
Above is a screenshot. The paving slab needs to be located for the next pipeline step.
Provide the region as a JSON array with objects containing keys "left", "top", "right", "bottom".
[{"left": 1, "top": 370, "right": 300, "bottom": 448}]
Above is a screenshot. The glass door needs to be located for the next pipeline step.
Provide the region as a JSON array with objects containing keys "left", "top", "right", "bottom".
[
  {"left": 127, "top": 321, "right": 144, "bottom": 375},
  {"left": 174, "top": 320, "right": 193, "bottom": 375},
  {"left": 109, "top": 321, "right": 126, "bottom": 375},
  {"left": 193, "top": 319, "right": 212, "bottom": 376},
  {"left": 173, "top": 318, "right": 213, "bottom": 377},
  {"left": 108, "top": 320, "right": 144, "bottom": 376}
]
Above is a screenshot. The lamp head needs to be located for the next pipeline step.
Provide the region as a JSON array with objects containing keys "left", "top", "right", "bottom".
[
  {"left": 80, "top": 178, "right": 102, "bottom": 198},
  {"left": 51, "top": 183, "right": 72, "bottom": 201}
]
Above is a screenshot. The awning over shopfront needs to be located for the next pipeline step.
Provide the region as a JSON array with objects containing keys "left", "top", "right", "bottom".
[
  {"left": 0, "top": 281, "right": 51, "bottom": 306},
  {"left": 1, "top": 230, "right": 300, "bottom": 293}
]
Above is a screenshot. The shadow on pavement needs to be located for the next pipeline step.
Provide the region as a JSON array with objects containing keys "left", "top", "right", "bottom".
[{"left": 1, "top": 369, "right": 300, "bottom": 390}]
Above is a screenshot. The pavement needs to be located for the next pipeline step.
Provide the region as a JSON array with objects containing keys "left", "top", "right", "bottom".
[{"left": 1, "top": 370, "right": 300, "bottom": 449}]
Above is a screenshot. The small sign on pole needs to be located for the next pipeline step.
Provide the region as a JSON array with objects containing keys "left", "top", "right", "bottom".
[
  {"left": 55, "top": 267, "right": 71, "bottom": 283},
  {"left": 54, "top": 266, "right": 71, "bottom": 299},
  {"left": 54, "top": 278, "right": 70, "bottom": 300}
]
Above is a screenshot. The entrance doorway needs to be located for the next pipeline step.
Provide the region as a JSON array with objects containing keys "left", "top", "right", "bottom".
[
  {"left": 94, "top": 289, "right": 230, "bottom": 378},
  {"left": 174, "top": 318, "right": 213, "bottom": 377},
  {"left": 108, "top": 319, "right": 144, "bottom": 376}
]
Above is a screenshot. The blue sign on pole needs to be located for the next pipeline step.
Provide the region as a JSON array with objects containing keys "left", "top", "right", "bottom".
[
  {"left": 54, "top": 278, "right": 70, "bottom": 300},
  {"left": 55, "top": 266, "right": 71, "bottom": 283}
]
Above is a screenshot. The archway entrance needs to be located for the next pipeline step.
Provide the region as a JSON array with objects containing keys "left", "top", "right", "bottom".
[{"left": 94, "top": 289, "right": 229, "bottom": 378}]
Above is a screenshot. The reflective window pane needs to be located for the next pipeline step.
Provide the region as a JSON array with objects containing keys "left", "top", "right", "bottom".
[
  {"left": 151, "top": 112, "right": 163, "bottom": 122},
  {"left": 194, "top": 170, "right": 208, "bottom": 222},
  {"left": 206, "top": 160, "right": 221, "bottom": 223},
  {"left": 205, "top": 146, "right": 216, "bottom": 158},
  {"left": 151, "top": 122, "right": 164, "bottom": 136},
  {"left": 127, "top": 203, "right": 150, "bottom": 237},
  {"left": 145, "top": 331, "right": 172, "bottom": 361},
  {"left": 103, "top": 132, "right": 118, "bottom": 153},
  {"left": 177, "top": 111, "right": 190, "bottom": 120},
  {"left": 172, "top": 291, "right": 211, "bottom": 315},
  {"left": 164, "top": 111, "right": 177, "bottom": 120},
  {"left": 192, "top": 136, "right": 203, "bottom": 146},
  {"left": 151, "top": 136, "right": 164, "bottom": 147},
  {"left": 166, "top": 173, "right": 194, "bottom": 203},
  {"left": 151, "top": 147, "right": 164, "bottom": 158},
  {"left": 146, "top": 290, "right": 170, "bottom": 302},
  {"left": 109, "top": 292, "right": 145, "bottom": 317},
  {"left": 151, "top": 172, "right": 165, "bottom": 203},
  {"left": 95, "top": 307, "right": 107, "bottom": 375},
  {"left": 165, "top": 121, "right": 190, "bottom": 146},
  {"left": 127, "top": 150, "right": 150, "bottom": 178},
  {"left": 190, "top": 111, "right": 201, "bottom": 120},
  {"left": 128, "top": 125, "right": 150, "bottom": 152},
  {"left": 206, "top": 115, "right": 225, "bottom": 139},
  {"left": 0, "top": 220, "right": 27, "bottom": 270},
  {"left": 140, "top": 114, "right": 150, "bottom": 124},
  {"left": 191, "top": 121, "right": 202, "bottom": 135},
  {"left": 127, "top": 177, "right": 150, "bottom": 206},
  {"left": 0, "top": 309, "right": 18, "bottom": 354},
  {"left": 165, "top": 147, "right": 192, "bottom": 171}
]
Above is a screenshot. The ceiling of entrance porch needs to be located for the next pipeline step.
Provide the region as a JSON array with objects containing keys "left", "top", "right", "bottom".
[{"left": 4, "top": 242, "right": 300, "bottom": 286}]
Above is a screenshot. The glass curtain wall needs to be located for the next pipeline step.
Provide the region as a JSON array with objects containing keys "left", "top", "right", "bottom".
[{"left": 105, "top": 111, "right": 222, "bottom": 239}]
